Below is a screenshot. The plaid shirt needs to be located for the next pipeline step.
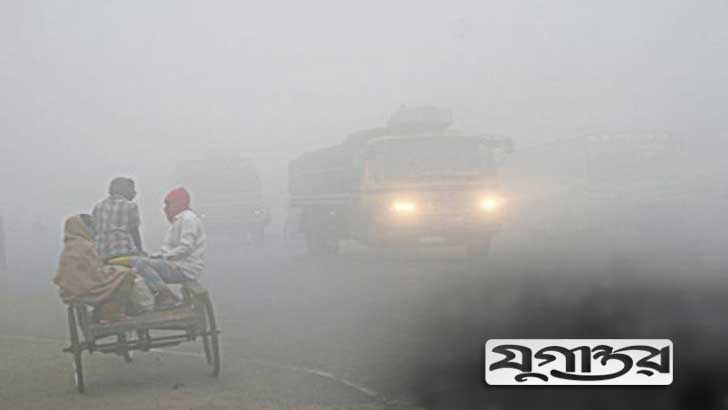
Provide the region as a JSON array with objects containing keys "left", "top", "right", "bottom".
[{"left": 92, "top": 195, "right": 140, "bottom": 259}]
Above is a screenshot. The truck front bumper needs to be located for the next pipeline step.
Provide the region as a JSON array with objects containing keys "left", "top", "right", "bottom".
[{"left": 369, "top": 214, "right": 502, "bottom": 245}]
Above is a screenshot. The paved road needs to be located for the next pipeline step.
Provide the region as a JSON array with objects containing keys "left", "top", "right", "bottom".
[
  {"left": 2, "top": 233, "right": 728, "bottom": 409},
  {"left": 1, "top": 237, "right": 480, "bottom": 410}
]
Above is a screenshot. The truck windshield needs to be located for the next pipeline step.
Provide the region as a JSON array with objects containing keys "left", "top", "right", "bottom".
[{"left": 365, "top": 138, "right": 494, "bottom": 183}]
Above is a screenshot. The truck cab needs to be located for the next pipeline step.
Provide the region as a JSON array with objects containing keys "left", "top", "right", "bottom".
[
  {"left": 358, "top": 135, "right": 508, "bottom": 250},
  {"left": 288, "top": 106, "right": 512, "bottom": 257}
]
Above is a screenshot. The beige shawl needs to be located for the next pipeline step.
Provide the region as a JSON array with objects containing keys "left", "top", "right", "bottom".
[{"left": 53, "top": 215, "right": 133, "bottom": 305}]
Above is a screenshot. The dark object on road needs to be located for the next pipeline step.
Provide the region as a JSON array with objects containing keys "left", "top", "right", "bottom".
[
  {"left": 289, "top": 106, "right": 512, "bottom": 257},
  {"left": 63, "top": 280, "right": 221, "bottom": 393}
]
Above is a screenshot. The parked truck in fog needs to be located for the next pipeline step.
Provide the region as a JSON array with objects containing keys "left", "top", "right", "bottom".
[
  {"left": 174, "top": 156, "right": 270, "bottom": 244},
  {"left": 288, "top": 106, "right": 512, "bottom": 256}
]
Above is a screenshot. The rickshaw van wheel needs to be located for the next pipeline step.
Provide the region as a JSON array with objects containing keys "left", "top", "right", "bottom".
[
  {"left": 202, "top": 295, "right": 221, "bottom": 377},
  {"left": 67, "top": 306, "right": 85, "bottom": 393},
  {"left": 72, "top": 357, "right": 84, "bottom": 393}
]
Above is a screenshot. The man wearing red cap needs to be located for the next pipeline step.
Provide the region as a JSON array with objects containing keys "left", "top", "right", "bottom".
[{"left": 133, "top": 187, "right": 206, "bottom": 308}]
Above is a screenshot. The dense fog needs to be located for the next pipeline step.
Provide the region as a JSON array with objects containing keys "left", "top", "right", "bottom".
[
  {"left": 1, "top": 2, "right": 727, "bottom": 409},
  {"left": 3, "top": 1, "right": 727, "bottom": 256}
]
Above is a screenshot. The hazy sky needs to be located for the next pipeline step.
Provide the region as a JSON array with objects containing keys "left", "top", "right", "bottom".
[{"left": 1, "top": 0, "right": 727, "bottom": 247}]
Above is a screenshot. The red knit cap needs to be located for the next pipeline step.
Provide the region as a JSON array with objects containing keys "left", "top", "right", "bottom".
[{"left": 164, "top": 187, "right": 190, "bottom": 222}]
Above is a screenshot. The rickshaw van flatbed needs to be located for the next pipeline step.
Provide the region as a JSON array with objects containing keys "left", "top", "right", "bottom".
[{"left": 63, "top": 281, "right": 221, "bottom": 393}]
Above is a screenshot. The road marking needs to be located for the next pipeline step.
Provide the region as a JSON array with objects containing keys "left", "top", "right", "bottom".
[
  {"left": 0, "top": 334, "right": 387, "bottom": 402},
  {"left": 238, "top": 356, "right": 383, "bottom": 400},
  {"left": 150, "top": 347, "right": 383, "bottom": 400}
]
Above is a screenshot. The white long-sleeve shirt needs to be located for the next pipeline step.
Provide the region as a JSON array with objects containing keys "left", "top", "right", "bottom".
[{"left": 160, "top": 209, "right": 206, "bottom": 280}]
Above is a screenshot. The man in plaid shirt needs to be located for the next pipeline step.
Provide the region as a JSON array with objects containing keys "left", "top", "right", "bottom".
[{"left": 92, "top": 177, "right": 143, "bottom": 261}]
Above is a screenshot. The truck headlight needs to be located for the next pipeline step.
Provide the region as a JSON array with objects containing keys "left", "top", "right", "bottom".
[
  {"left": 391, "top": 200, "right": 417, "bottom": 214},
  {"left": 480, "top": 195, "right": 504, "bottom": 212}
]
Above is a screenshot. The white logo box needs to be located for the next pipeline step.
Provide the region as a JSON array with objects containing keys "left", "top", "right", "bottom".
[{"left": 485, "top": 339, "right": 673, "bottom": 386}]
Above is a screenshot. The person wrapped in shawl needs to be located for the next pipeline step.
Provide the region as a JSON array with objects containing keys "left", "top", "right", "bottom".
[{"left": 53, "top": 214, "right": 135, "bottom": 322}]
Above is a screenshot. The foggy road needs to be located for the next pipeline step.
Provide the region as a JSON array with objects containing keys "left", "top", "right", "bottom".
[
  {"left": 0, "top": 236, "right": 483, "bottom": 410},
  {"left": 4, "top": 231, "right": 728, "bottom": 410},
  {"left": 3, "top": 2, "right": 728, "bottom": 409},
  {"left": 2, "top": 233, "right": 504, "bottom": 407}
]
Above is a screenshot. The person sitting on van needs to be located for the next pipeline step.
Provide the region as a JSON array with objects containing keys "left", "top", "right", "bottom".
[
  {"left": 133, "top": 187, "right": 206, "bottom": 309},
  {"left": 92, "top": 177, "right": 143, "bottom": 262},
  {"left": 53, "top": 214, "right": 135, "bottom": 322}
]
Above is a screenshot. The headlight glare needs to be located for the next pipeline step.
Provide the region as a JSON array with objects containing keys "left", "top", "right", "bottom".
[
  {"left": 480, "top": 195, "right": 504, "bottom": 212},
  {"left": 391, "top": 200, "right": 417, "bottom": 214}
]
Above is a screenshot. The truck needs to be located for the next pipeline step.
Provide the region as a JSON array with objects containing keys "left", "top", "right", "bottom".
[
  {"left": 288, "top": 106, "right": 512, "bottom": 256},
  {"left": 173, "top": 156, "right": 270, "bottom": 245}
]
